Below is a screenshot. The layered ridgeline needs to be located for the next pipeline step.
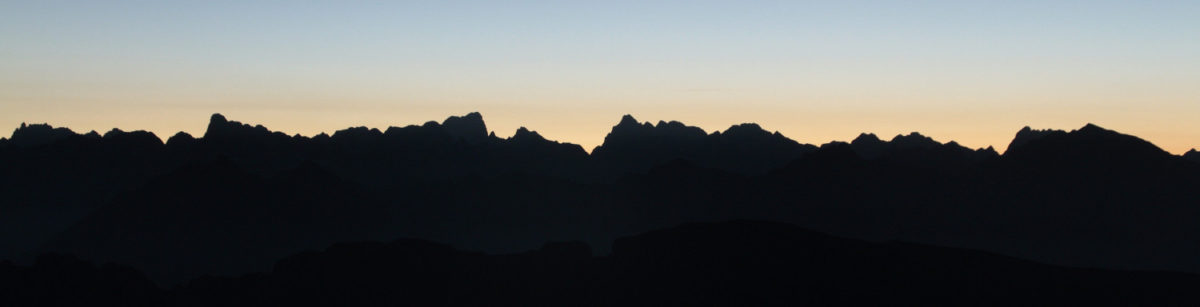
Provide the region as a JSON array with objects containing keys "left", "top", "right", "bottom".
[
  {"left": 5, "top": 221, "right": 1199, "bottom": 306},
  {"left": 1, "top": 113, "right": 1199, "bottom": 285}
]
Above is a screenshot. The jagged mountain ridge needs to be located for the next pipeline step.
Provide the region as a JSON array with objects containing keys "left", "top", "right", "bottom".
[
  {"left": 5, "top": 112, "right": 1005, "bottom": 162},
  {"left": 12, "top": 114, "right": 1182, "bottom": 179},
  {"left": 12, "top": 113, "right": 1170, "bottom": 172},
  {"left": 4, "top": 113, "right": 1200, "bottom": 285}
]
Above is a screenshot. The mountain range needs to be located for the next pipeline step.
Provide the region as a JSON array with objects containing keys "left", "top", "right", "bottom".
[{"left": 2, "top": 113, "right": 1199, "bottom": 288}]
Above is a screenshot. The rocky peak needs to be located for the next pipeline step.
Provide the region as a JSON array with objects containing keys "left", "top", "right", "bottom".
[{"left": 441, "top": 112, "right": 488, "bottom": 144}]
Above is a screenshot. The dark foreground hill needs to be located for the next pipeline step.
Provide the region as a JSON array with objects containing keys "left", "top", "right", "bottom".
[
  {"left": 4, "top": 220, "right": 1198, "bottom": 306},
  {"left": 2, "top": 113, "right": 1200, "bottom": 285}
]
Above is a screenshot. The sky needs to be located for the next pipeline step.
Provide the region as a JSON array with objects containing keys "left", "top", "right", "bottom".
[{"left": 2, "top": 1, "right": 1198, "bottom": 153}]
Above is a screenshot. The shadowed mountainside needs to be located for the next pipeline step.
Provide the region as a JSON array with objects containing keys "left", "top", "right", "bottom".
[
  {"left": 591, "top": 115, "right": 818, "bottom": 176},
  {"left": 1184, "top": 148, "right": 1200, "bottom": 163},
  {"left": 5, "top": 221, "right": 1199, "bottom": 306},
  {"left": 2, "top": 113, "right": 1200, "bottom": 286}
]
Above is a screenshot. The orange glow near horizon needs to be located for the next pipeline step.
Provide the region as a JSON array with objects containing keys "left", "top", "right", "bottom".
[
  {"left": 4, "top": 103, "right": 1197, "bottom": 155},
  {"left": 3, "top": 2, "right": 1198, "bottom": 154}
]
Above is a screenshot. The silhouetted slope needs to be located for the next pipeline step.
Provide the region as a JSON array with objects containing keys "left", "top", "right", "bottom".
[
  {"left": 849, "top": 133, "right": 888, "bottom": 158},
  {"left": 441, "top": 112, "right": 488, "bottom": 144},
  {"left": 9, "top": 221, "right": 1199, "bottom": 306},
  {"left": 1003, "top": 123, "right": 1173, "bottom": 165},
  {"left": 777, "top": 125, "right": 1200, "bottom": 272},
  {"left": 849, "top": 131, "right": 997, "bottom": 172},
  {"left": 591, "top": 115, "right": 709, "bottom": 172},
  {"left": 1006, "top": 126, "right": 1058, "bottom": 152},
  {"left": 0, "top": 124, "right": 171, "bottom": 261},
  {"left": 1184, "top": 148, "right": 1200, "bottom": 163},
  {"left": 197, "top": 112, "right": 593, "bottom": 184},
  {"left": 591, "top": 115, "right": 816, "bottom": 176},
  {"left": 101, "top": 128, "right": 163, "bottom": 148},
  {"left": 488, "top": 127, "right": 590, "bottom": 178},
  {"left": 963, "top": 124, "right": 1200, "bottom": 271},
  {"left": 6, "top": 113, "right": 1200, "bottom": 286},
  {"left": 203, "top": 113, "right": 291, "bottom": 143},
  {"left": 9, "top": 123, "right": 77, "bottom": 148},
  {"left": 40, "top": 157, "right": 389, "bottom": 284}
]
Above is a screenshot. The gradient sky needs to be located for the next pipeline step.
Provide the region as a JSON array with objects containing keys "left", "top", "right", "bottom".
[{"left": 2, "top": 1, "right": 1198, "bottom": 153}]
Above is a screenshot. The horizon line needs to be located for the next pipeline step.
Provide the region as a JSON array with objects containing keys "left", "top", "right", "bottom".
[{"left": 7, "top": 112, "right": 1197, "bottom": 156}]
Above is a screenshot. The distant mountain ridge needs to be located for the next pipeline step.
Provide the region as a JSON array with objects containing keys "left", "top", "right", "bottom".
[
  {"left": 591, "top": 115, "right": 818, "bottom": 176},
  {"left": 8, "top": 113, "right": 1188, "bottom": 162},
  {"left": 3, "top": 112, "right": 1200, "bottom": 285}
]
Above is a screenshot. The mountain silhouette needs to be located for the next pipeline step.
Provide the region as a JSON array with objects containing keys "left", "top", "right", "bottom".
[
  {"left": 4, "top": 112, "right": 1200, "bottom": 289},
  {"left": 8, "top": 123, "right": 78, "bottom": 148},
  {"left": 203, "top": 113, "right": 290, "bottom": 143},
  {"left": 1006, "top": 125, "right": 1058, "bottom": 152},
  {"left": 849, "top": 131, "right": 998, "bottom": 173},
  {"left": 1003, "top": 123, "right": 1173, "bottom": 165},
  {"left": 441, "top": 112, "right": 489, "bottom": 144},
  {"left": 0, "top": 123, "right": 173, "bottom": 261},
  {"left": 39, "top": 157, "right": 389, "bottom": 283},
  {"left": 1184, "top": 148, "right": 1200, "bottom": 163},
  {"left": 5, "top": 221, "right": 1199, "bottom": 306},
  {"left": 591, "top": 115, "right": 816, "bottom": 176}
]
